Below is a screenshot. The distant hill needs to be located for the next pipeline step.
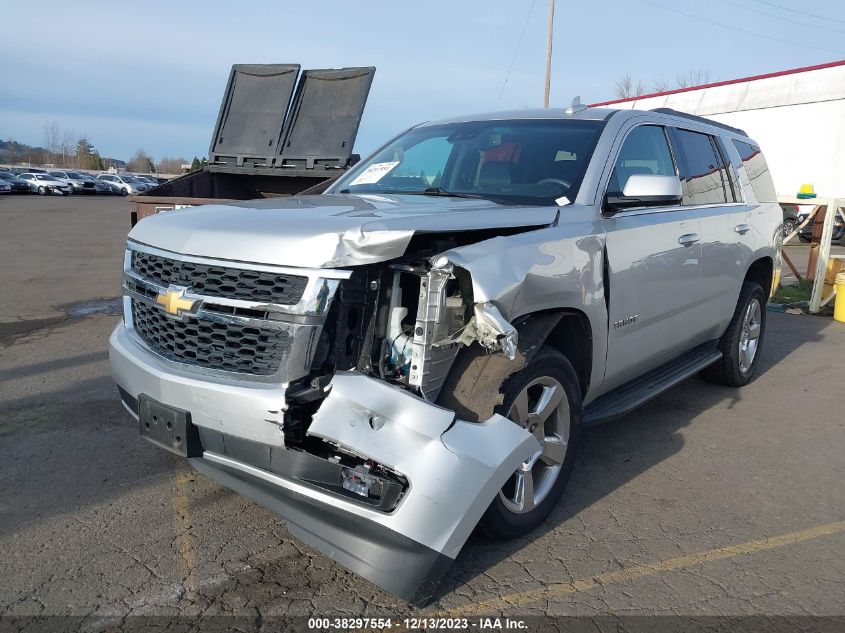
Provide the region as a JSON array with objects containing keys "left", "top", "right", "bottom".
[{"left": 0, "top": 138, "right": 125, "bottom": 169}]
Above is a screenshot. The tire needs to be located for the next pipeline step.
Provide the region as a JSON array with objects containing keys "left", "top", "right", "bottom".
[
  {"left": 121, "top": 188, "right": 128, "bottom": 196},
  {"left": 477, "top": 346, "right": 582, "bottom": 539},
  {"left": 37, "top": 186, "right": 46, "bottom": 195},
  {"left": 783, "top": 219, "right": 796, "bottom": 237},
  {"left": 702, "top": 281, "right": 766, "bottom": 387}
]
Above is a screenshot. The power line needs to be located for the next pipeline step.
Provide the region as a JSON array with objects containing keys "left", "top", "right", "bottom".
[
  {"left": 496, "top": 0, "right": 538, "bottom": 109},
  {"left": 750, "top": 0, "right": 845, "bottom": 25},
  {"left": 718, "top": 0, "right": 845, "bottom": 34},
  {"left": 634, "top": 0, "right": 845, "bottom": 55}
]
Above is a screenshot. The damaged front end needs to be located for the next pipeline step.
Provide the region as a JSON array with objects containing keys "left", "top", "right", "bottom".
[
  {"left": 272, "top": 239, "right": 536, "bottom": 602},
  {"left": 110, "top": 229, "right": 544, "bottom": 605}
]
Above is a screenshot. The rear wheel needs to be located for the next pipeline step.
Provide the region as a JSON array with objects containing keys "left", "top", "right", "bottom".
[
  {"left": 479, "top": 347, "right": 582, "bottom": 539},
  {"left": 703, "top": 281, "right": 766, "bottom": 387}
]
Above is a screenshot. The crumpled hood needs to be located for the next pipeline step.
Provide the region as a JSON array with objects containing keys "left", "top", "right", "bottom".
[{"left": 128, "top": 193, "right": 558, "bottom": 268}]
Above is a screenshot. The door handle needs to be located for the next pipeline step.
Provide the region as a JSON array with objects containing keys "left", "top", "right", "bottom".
[
  {"left": 678, "top": 233, "right": 700, "bottom": 247},
  {"left": 734, "top": 223, "right": 751, "bottom": 234}
]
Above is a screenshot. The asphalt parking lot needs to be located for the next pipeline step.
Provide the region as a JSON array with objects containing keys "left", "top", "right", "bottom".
[{"left": 1, "top": 194, "right": 843, "bottom": 627}]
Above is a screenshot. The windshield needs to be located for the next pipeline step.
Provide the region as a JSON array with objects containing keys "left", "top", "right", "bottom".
[
  {"left": 332, "top": 118, "right": 605, "bottom": 205},
  {"left": 67, "top": 172, "right": 84, "bottom": 179},
  {"left": 40, "top": 175, "right": 60, "bottom": 182},
  {"left": 0, "top": 173, "right": 13, "bottom": 180}
]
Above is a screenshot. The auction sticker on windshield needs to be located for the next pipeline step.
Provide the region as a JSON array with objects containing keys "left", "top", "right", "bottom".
[{"left": 348, "top": 161, "right": 400, "bottom": 186}]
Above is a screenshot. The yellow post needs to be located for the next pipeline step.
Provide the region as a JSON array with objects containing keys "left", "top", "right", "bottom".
[{"left": 835, "top": 272, "right": 845, "bottom": 323}]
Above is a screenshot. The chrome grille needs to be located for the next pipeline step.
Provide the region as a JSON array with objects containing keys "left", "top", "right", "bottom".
[
  {"left": 131, "top": 300, "right": 289, "bottom": 376},
  {"left": 131, "top": 250, "right": 308, "bottom": 305},
  {"left": 122, "top": 243, "right": 349, "bottom": 383}
]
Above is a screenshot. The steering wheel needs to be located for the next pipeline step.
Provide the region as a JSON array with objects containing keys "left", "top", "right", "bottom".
[{"left": 536, "top": 177, "right": 571, "bottom": 190}]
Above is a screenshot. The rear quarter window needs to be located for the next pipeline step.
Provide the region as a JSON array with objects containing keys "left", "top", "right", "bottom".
[{"left": 733, "top": 139, "right": 777, "bottom": 203}]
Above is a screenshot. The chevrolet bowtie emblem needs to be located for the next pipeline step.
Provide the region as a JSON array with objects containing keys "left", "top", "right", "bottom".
[{"left": 155, "top": 288, "right": 196, "bottom": 316}]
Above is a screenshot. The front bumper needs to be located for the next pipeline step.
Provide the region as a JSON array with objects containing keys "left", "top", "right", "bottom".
[{"left": 109, "top": 323, "right": 537, "bottom": 604}]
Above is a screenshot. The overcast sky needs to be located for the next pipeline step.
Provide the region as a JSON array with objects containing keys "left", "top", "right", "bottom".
[{"left": 2, "top": 0, "right": 844, "bottom": 162}]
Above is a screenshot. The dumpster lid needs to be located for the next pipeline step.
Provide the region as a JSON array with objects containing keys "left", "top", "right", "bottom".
[
  {"left": 209, "top": 64, "right": 300, "bottom": 167},
  {"left": 277, "top": 67, "right": 375, "bottom": 170}
]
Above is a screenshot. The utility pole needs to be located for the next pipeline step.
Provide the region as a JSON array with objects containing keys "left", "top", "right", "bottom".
[{"left": 543, "top": 0, "right": 555, "bottom": 107}]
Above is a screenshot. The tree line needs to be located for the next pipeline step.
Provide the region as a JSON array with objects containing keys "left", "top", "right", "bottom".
[
  {"left": 1, "top": 121, "right": 205, "bottom": 175},
  {"left": 614, "top": 69, "right": 712, "bottom": 100},
  {"left": 126, "top": 150, "right": 207, "bottom": 174}
]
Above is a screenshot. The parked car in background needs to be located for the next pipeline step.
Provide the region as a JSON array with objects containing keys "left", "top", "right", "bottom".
[
  {"left": 0, "top": 171, "right": 31, "bottom": 193},
  {"left": 97, "top": 174, "right": 149, "bottom": 195},
  {"left": 0, "top": 181, "right": 11, "bottom": 194},
  {"left": 11, "top": 167, "right": 47, "bottom": 175},
  {"left": 49, "top": 170, "right": 97, "bottom": 195},
  {"left": 798, "top": 207, "right": 845, "bottom": 245},
  {"left": 134, "top": 175, "right": 160, "bottom": 189},
  {"left": 90, "top": 177, "right": 115, "bottom": 195},
  {"left": 18, "top": 173, "right": 71, "bottom": 195},
  {"left": 138, "top": 176, "right": 170, "bottom": 185}
]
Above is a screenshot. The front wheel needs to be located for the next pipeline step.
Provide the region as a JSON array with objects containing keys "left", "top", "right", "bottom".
[
  {"left": 703, "top": 281, "right": 766, "bottom": 387},
  {"left": 37, "top": 186, "right": 46, "bottom": 195},
  {"left": 479, "top": 347, "right": 582, "bottom": 539},
  {"left": 121, "top": 188, "right": 128, "bottom": 196}
]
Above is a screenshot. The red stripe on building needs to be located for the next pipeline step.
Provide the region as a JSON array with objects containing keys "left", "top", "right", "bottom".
[{"left": 589, "top": 59, "right": 845, "bottom": 108}]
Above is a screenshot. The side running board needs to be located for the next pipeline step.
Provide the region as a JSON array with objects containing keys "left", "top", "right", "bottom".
[{"left": 583, "top": 342, "right": 722, "bottom": 426}]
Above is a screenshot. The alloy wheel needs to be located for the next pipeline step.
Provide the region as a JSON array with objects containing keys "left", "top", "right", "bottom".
[
  {"left": 783, "top": 220, "right": 796, "bottom": 236},
  {"left": 738, "top": 298, "right": 762, "bottom": 374},
  {"left": 499, "top": 376, "right": 570, "bottom": 514}
]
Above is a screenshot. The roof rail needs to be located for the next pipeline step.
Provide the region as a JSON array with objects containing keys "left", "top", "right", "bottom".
[{"left": 650, "top": 108, "right": 749, "bottom": 138}]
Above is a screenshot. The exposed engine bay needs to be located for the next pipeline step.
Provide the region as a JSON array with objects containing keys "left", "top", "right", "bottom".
[{"left": 281, "top": 231, "right": 523, "bottom": 509}]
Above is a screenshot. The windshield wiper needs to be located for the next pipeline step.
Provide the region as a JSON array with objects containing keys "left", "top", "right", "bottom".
[
  {"left": 338, "top": 187, "right": 489, "bottom": 200},
  {"left": 403, "top": 187, "right": 488, "bottom": 199}
]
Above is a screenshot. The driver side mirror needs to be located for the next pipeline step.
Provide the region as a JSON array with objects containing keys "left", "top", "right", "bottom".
[{"left": 605, "top": 174, "right": 682, "bottom": 212}]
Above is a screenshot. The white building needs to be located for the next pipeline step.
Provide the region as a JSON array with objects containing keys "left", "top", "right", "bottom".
[{"left": 591, "top": 60, "right": 845, "bottom": 198}]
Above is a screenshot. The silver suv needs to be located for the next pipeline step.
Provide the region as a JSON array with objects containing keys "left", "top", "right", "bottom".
[
  {"left": 109, "top": 106, "right": 782, "bottom": 604},
  {"left": 97, "top": 173, "right": 148, "bottom": 195}
]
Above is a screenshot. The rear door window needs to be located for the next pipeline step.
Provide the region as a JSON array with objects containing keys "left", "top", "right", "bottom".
[
  {"left": 733, "top": 139, "right": 777, "bottom": 203},
  {"left": 672, "top": 129, "right": 730, "bottom": 206}
]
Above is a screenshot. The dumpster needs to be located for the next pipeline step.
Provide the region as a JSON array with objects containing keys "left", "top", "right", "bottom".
[{"left": 130, "top": 63, "right": 375, "bottom": 225}]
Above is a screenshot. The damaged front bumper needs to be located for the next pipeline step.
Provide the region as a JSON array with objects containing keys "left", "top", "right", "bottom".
[{"left": 109, "top": 324, "right": 538, "bottom": 604}]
